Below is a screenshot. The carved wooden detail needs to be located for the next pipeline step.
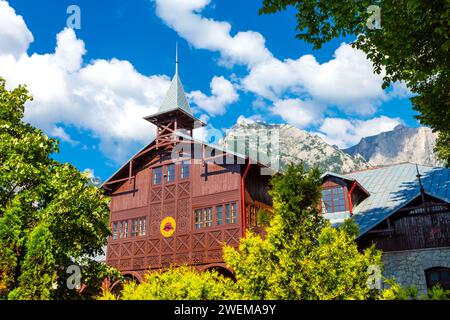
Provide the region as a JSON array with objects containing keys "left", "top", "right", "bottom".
[
  {"left": 161, "top": 237, "right": 175, "bottom": 253},
  {"left": 147, "top": 239, "right": 160, "bottom": 255},
  {"left": 176, "top": 235, "right": 190, "bottom": 252},
  {"left": 164, "top": 185, "right": 176, "bottom": 200},
  {"left": 178, "top": 181, "right": 190, "bottom": 198},
  {"left": 133, "top": 240, "right": 146, "bottom": 256},
  {"left": 207, "top": 230, "right": 223, "bottom": 249},
  {"left": 192, "top": 233, "right": 206, "bottom": 251},
  {"left": 151, "top": 187, "right": 162, "bottom": 202},
  {"left": 224, "top": 228, "right": 241, "bottom": 246},
  {"left": 177, "top": 198, "right": 190, "bottom": 234},
  {"left": 150, "top": 204, "right": 161, "bottom": 234},
  {"left": 133, "top": 257, "right": 145, "bottom": 270},
  {"left": 109, "top": 244, "right": 120, "bottom": 259},
  {"left": 121, "top": 242, "right": 132, "bottom": 257}
]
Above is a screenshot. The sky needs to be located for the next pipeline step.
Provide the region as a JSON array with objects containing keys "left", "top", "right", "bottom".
[{"left": 0, "top": 0, "right": 419, "bottom": 181}]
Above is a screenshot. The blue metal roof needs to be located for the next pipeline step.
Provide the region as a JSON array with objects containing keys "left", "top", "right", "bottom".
[{"left": 336, "top": 163, "right": 450, "bottom": 237}]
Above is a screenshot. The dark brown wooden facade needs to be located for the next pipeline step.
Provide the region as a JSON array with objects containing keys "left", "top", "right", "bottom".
[
  {"left": 358, "top": 195, "right": 450, "bottom": 252},
  {"left": 103, "top": 112, "right": 272, "bottom": 281}
]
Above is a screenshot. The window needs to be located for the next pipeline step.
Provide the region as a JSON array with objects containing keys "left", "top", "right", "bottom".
[
  {"left": 180, "top": 161, "right": 190, "bottom": 179},
  {"left": 153, "top": 166, "right": 162, "bottom": 185},
  {"left": 322, "top": 187, "right": 346, "bottom": 213},
  {"left": 131, "top": 217, "right": 146, "bottom": 237},
  {"left": 225, "top": 204, "right": 231, "bottom": 224},
  {"left": 119, "top": 221, "right": 128, "bottom": 239},
  {"left": 166, "top": 164, "right": 175, "bottom": 183},
  {"left": 231, "top": 203, "right": 237, "bottom": 223},
  {"left": 205, "top": 207, "right": 213, "bottom": 227},
  {"left": 225, "top": 202, "right": 238, "bottom": 224},
  {"left": 112, "top": 222, "right": 119, "bottom": 240},
  {"left": 194, "top": 209, "right": 203, "bottom": 229},
  {"left": 426, "top": 268, "right": 450, "bottom": 291},
  {"left": 216, "top": 205, "right": 223, "bottom": 226}
]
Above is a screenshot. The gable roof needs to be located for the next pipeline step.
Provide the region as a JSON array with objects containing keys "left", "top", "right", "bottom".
[{"left": 340, "top": 163, "right": 450, "bottom": 237}]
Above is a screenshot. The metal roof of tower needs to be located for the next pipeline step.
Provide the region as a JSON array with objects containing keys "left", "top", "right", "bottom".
[{"left": 155, "top": 43, "right": 193, "bottom": 116}]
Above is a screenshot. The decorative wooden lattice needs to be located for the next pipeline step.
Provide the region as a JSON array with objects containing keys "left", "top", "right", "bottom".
[
  {"left": 177, "top": 181, "right": 190, "bottom": 198},
  {"left": 207, "top": 250, "right": 223, "bottom": 262},
  {"left": 176, "top": 235, "right": 190, "bottom": 252},
  {"left": 151, "top": 187, "right": 162, "bottom": 202},
  {"left": 133, "top": 240, "right": 146, "bottom": 256},
  {"left": 109, "top": 244, "right": 120, "bottom": 259},
  {"left": 150, "top": 204, "right": 161, "bottom": 234},
  {"left": 161, "top": 237, "right": 175, "bottom": 253},
  {"left": 121, "top": 242, "right": 132, "bottom": 257},
  {"left": 147, "top": 239, "right": 160, "bottom": 255},
  {"left": 207, "top": 230, "right": 223, "bottom": 249},
  {"left": 177, "top": 198, "right": 190, "bottom": 234},
  {"left": 133, "top": 257, "right": 145, "bottom": 270},
  {"left": 120, "top": 258, "right": 131, "bottom": 269},
  {"left": 224, "top": 228, "right": 240, "bottom": 246},
  {"left": 164, "top": 185, "right": 176, "bottom": 200},
  {"left": 192, "top": 233, "right": 206, "bottom": 251}
]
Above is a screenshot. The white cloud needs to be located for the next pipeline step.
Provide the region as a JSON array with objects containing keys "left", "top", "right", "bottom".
[
  {"left": 316, "top": 116, "right": 402, "bottom": 148},
  {"left": 155, "top": 0, "right": 272, "bottom": 67},
  {"left": 236, "top": 114, "right": 264, "bottom": 125},
  {"left": 0, "top": 1, "right": 171, "bottom": 163},
  {"left": 242, "top": 43, "right": 386, "bottom": 115},
  {"left": 0, "top": 0, "right": 33, "bottom": 59},
  {"left": 51, "top": 126, "right": 79, "bottom": 146},
  {"left": 271, "top": 98, "right": 325, "bottom": 128},
  {"left": 188, "top": 76, "right": 238, "bottom": 115},
  {"left": 154, "top": 0, "right": 400, "bottom": 125}
]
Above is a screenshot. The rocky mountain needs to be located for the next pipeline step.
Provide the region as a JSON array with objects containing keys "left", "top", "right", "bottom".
[
  {"left": 222, "top": 121, "right": 370, "bottom": 174},
  {"left": 344, "top": 124, "right": 443, "bottom": 167}
]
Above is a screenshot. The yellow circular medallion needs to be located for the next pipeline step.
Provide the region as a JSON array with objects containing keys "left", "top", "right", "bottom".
[{"left": 160, "top": 216, "right": 176, "bottom": 237}]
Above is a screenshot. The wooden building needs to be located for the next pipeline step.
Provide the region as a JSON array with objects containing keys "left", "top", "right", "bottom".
[
  {"left": 102, "top": 61, "right": 272, "bottom": 282},
  {"left": 102, "top": 57, "right": 450, "bottom": 294},
  {"left": 321, "top": 164, "right": 450, "bottom": 294}
]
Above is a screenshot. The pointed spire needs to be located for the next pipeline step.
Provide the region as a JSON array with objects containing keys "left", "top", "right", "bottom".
[
  {"left": 156, "top": 43, "right": 193, "bottom": 116},
  {"left": 416, "top": 164, "right": 426, "bottom": 204},
  {"left": 175, "top": 42, "right": 179, "bottom": 76}
]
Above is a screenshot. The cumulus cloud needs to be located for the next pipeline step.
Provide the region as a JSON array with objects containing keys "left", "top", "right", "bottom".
[
  {"left": 271, "top": 98, "right": 325, "bottom": 128},
  {"left": 154, "top": 0, "right": 406, "bottom": 131},
  {"left": 188, "top": 76, "right": 238, "bottom": 115},
  {"left": 316, "top": 116, "right": 402, "bottom": 148},
  {"left": 154, "top": 0, "right": 272, "bottom": 67},
  {"left": 0, "top": 0, "right": 33, "bottom": 59},
  {"left": 0, "top": 1, "right": 173, "bottom": 163}
]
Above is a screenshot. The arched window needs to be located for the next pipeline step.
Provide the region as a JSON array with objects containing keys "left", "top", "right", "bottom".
[{"left": 425, "top": 267, "right": 450, "bottom": 290}]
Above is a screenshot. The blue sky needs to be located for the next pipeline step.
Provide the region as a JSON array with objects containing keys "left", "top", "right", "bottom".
[{"left": 0, "top": 0, "right": 419, "bottom": 181}]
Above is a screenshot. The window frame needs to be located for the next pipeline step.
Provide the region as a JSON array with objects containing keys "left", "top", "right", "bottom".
[
  {"left": 180, "top": 160, "right": 190, "bottom": 180},
  {"left": 152, "top": 166, "right": 162, "bottom": 185},
  {"left": 166, "top": 163, "right": 176, "bottom": 183},
  {"left": 321, "top": 186, "right": 347, "bottom": 213}
]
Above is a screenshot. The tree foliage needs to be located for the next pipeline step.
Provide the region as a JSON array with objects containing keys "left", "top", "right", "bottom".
[
  {"left": 99, "top": 266, "right": 240, "bottom": 300},
  {"left": 259, "top": 0, "right": 450, "bottom": 165},
  {"left": 0, "top": 78, "right": 114, "bottom": 299},
  {"left": 224, "top": 163, "right": 383, "bottom": 299}
]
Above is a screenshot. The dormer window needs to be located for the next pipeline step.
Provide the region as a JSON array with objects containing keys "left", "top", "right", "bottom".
[{"left": 322, "top": 186, "right": 346, "bottom": 213}]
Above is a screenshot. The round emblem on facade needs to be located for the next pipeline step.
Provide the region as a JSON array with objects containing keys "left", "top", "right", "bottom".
[{"left": 160, "top": 216, "right": 176, "bottom": 237}]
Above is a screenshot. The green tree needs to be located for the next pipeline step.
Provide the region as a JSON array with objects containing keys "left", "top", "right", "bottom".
[
  {"left": 260, "top": 0, "right": 450, "bottom": 165},
  {"left": 224, "top": 163, "right": 383, "bottom": 299},
  {"left": 99, "top": 266, "right": 240, "bottom": 300},
  {"left": 0, "top": 78, "right": 113, "bottom": 299}
]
